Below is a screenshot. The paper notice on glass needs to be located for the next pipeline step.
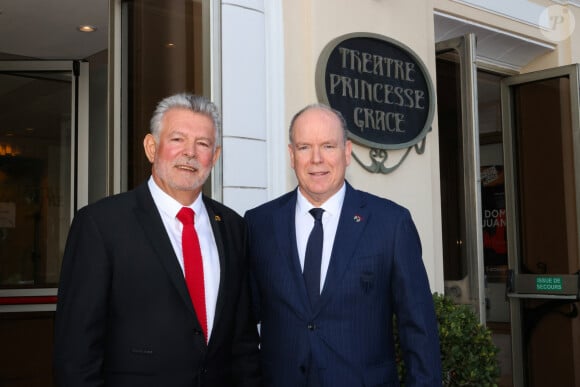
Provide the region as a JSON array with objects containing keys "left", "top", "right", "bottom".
[{"left": 0, "top": 202, "right": 16, "bottom": 228}]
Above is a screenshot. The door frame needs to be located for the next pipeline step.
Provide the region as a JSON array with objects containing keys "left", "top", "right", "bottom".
[
  {"left": 436, "top": 33, "right": 487, "bottom": 323},
  {"left": 501, "top": 63, "right": 580, "bottom": 387},
  {"left": 0, "top": 60, "right": 89, "bottom": 312}
]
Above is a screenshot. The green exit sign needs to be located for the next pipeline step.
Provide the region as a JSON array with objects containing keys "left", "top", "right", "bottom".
[{"left": 536, "top": 276, "right": 563, "bottom": 291}]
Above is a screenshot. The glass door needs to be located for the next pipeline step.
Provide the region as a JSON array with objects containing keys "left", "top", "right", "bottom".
[
  {"left": 502, "top": 64, "right": 580, "bottom": 387},
  {"left": 436, "top": 34, "right": 486, "bottom": 322},
  {"left": 0, "top": 60, "right": 88, "bottom": 386}
]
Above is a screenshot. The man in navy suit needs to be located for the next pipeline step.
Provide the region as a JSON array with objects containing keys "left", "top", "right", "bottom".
[
  {"left": 54, "top": 93, "right": 261, "bottom": 386},
  {"left": 245, "top": 103, "right": 441, "bottom": 386}
]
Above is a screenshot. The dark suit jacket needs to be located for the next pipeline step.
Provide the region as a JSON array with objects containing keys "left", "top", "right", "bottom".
[
  {"left": 245, "top": 182, "right": 441, "bottom": 387},
  {"left": 54, "top": 182, "right": 261, "bottom": 387}
]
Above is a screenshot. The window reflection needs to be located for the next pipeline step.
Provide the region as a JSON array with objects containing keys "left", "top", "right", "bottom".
[
  {"left": 123, "top": 0, "right": 210, "bottom": 189},
  {"left": 0, "top": 71, "right": 71, "bottom": 288}
]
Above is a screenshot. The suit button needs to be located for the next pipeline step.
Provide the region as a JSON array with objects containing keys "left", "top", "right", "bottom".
[
  {"left": 300, "top": 365, "right": 307, "bottom": 374},
  {"left": 307, "top": 323, "right": 316, "bottom": 330},
  {"left": 194, "top": 329, "right": 203, "bottom": 336}
]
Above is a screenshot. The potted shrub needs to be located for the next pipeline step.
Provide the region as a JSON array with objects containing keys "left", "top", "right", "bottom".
[{"left": 395, "top": 293, "right": 500, "bottom": 386}]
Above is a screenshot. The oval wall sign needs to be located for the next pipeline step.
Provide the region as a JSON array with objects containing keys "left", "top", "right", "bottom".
[{"left": 316, "top": 32, "right": 435, "bottom": 150}]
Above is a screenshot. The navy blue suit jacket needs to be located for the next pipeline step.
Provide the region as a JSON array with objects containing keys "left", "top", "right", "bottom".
[{"left": 245, "top": 182, "right": 441, "bottom": 386}]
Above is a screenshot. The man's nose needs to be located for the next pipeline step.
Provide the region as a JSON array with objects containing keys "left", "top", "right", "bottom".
[
  {"left": 183, "top": 142, "right": 197, "bottom": 157},
  {"left": 311, "top": 147, "right": 322, "bottom": 163}
]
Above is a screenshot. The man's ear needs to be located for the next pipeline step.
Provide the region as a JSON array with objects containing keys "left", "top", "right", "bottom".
[
  {"left": 345, "top": 139, "right": 353, "bottom": 166},
  {"left": 212, "top": 146, "right": 222, "bottom": 167},
  {"left": 288, "top": 144, "right": 295, "bottom": 169},
  {"left": 143, "top": 134, "right": 157, "bottom": 163}
]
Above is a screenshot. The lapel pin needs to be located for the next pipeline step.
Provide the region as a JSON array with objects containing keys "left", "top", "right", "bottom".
[
  {"left": 353, "top": 215, "right": 362, "bottom": 223},
  {"left": 214, "top": 215, "right": 221, "bottom": 222}
]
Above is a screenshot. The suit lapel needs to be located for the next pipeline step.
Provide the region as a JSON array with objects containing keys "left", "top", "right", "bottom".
[
  {"left": 203, "top": 197, "right": 227, "bottom": 342},
  {"left": 316, "top": 183, "right": 368, "bottom": 314},
  {"left": 273, "top": 190, "right": 312, "bottom": 315},
  {"left": 133, "top": 184, "right": 196, "bottom": 317}
]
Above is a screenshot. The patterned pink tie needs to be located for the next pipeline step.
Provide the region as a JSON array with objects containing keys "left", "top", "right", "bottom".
[{"left": 177, "top": 207, "right": 208, "bottom": 342}]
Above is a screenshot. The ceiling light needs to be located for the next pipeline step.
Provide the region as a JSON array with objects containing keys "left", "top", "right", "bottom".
[{"left": 77, "top": 25, "right": 97, "bottom": 33}]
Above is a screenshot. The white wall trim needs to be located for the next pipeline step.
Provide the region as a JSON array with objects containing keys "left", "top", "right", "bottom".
[
  {"left": 451, "top": 0, "right": 550, "bottom": 29},
  {"left": 434, "top": 10, "right": 555, "bottom": 71},
  {"left": 220, "top": 0, "right": 278, "bottom": 213},
  {"left": 264, "top": 0, "right": 287, "bottom": 200},
  {"left": 222, "top": 0, "right": 264, "bottom": 12},
  {"left": 434, "top": 10, "right": 555, "bottom": 49},
  {"left": 552, "top": 0, "right": 580, "bottom": 7},
  {"left": 211, "top": 0, "right": 223, "bottom": 202}
]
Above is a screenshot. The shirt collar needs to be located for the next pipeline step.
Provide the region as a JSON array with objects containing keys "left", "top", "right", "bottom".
[
  {"left": 296, "top": 182, "right": 346, "bottom": 218},
  {"left": 148, "top": 176, "right": 204, "bottom": 219}
]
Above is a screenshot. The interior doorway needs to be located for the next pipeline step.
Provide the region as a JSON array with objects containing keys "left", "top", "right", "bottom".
[
  {"left": 436, "top": 34, "right": 513, "bottom": 385},
  {"left": 502, "top": 64, "right": 580, "bottom": 387},
  {"left": 0, "top": 60, "right": 87, "bottom": 387},
  {"left": 437, "top": 35, "right": 580, "bottom": 387}
]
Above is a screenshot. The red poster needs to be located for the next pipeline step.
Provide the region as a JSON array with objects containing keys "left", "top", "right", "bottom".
[{"left": 481, "top": 165, "right": 507, "bottom": 266}]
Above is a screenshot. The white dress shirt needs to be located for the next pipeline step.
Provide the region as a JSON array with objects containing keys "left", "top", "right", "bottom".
[
  {"left": 295, "top": 183, "right": 346, "bottom": 293},
  {"left": 148, "top": 177, "right": 220, "bottom": 339}
]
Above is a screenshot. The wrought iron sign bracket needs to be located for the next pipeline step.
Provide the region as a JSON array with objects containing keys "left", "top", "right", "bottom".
[{"left": 352, "top": 137, "right": 427, "bottom": 174}]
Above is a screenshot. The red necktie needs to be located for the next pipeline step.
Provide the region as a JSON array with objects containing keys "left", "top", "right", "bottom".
[{"left": 177, "top": 207, "right": 208, "bottom": 342}]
